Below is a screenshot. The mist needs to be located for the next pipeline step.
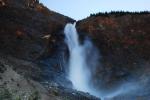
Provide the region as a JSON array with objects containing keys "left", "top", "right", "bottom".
[
  {"left": 63, "top": 23, "right": 150, "bottom": 100},
  {"left": 64, "top": 23, "right": 100, "bottom": 97}
]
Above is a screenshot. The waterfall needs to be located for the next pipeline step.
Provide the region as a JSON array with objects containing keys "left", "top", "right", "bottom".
[
  {"left": 63, "top": 23, "right": 146, "bottom": 100},
  {"left": 64, "top": 23, "right": 100, "bottom": 97}
]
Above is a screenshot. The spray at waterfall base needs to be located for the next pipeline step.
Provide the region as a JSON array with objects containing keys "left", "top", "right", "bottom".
[
  {"left": 63, "top": 23, "right": 149, "bottom": 100},
  {"left": 64, "top": 23, "right": 100, "bottom": 97}
]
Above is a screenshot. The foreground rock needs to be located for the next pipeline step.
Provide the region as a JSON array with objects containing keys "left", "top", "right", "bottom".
[{"left": 0, "top": 55, "right": 100, "bottom": 100}]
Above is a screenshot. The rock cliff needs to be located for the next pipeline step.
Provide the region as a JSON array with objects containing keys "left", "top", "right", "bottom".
[
  {"left": 0, "top": 0, "right": 100, "bottom": 100},
  {"left": 77, "top": 12, "right": 150, "bottom": 99},
  {"left": 1, "top": 0, "right": 150, "bottom": 99}
]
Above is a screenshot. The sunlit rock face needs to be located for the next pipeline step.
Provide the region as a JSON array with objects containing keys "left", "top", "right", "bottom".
[{"left": 77, "top": 12, "right": 150, "bottom": 99}]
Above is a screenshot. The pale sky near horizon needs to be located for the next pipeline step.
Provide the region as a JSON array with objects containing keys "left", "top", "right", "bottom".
[{"left": 40, "top": 0, "right": 150, "bottom": 20}]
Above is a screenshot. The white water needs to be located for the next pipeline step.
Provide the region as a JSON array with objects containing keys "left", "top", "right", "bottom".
[
  {"left": 63, "top": 23, "right": 145, "bottom": 100},
  {"left": 63, "top": 23, "right": 148, "bottom": 100},
  {"left": 64, "top": 23, "right": 99, "bottom": 97}
]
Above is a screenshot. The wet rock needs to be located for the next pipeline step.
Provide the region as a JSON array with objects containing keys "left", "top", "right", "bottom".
[{"left": 48, "top": 85, "right": 100, "bottom": 100}]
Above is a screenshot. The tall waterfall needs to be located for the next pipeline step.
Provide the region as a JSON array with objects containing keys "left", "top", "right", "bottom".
[
  {"left": 64, "top": 23, "right": 145, "bottom": 100},
  {"left": 64, "top": 23, "right": 100, "bottom": 97}
]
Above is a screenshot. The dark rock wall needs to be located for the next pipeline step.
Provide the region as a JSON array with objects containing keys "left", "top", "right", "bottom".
[
  {"left": 0, "top": 0, "right": 74, "bottom": 88},
  {"left": 77, "top": 13, "right": 150, "bottom": 89}
]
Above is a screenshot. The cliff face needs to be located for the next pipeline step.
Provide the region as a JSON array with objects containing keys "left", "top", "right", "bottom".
[
  {"left": 0, "top": 0, "right": 74, "bottom": 60},
  {"left": 0, "top": 0, "right": 100, "bottom": 100},
  {"left": 77, "top": 13, "right": 150, "bottom": 91},
  {"left": 0, "top": 0, "right": 74, "bottom": 87}
]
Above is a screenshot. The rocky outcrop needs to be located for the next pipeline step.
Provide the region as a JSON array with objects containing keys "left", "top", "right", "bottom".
[
  {"left": 0, "top": 57, "right": 51, "bottom": 100},
  {"left": 0, "top": 55, "right": 100, "bottom": 100},
  {"left": 77, "top": 12, "right": 150, "bottom": 98}
]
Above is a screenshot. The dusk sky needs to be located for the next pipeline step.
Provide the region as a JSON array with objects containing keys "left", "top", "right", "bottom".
[{"left": 41, "top": 0, "right": 150, "bottom": 20}]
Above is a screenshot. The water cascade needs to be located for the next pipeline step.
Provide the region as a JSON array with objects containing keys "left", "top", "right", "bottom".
[{"left": 64, "top": 23, "right": 100, "bottom": 97}]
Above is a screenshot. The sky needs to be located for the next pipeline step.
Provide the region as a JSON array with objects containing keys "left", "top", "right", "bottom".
[{"left": 40, "top": 0, "right": 150, "bottom": 20}]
